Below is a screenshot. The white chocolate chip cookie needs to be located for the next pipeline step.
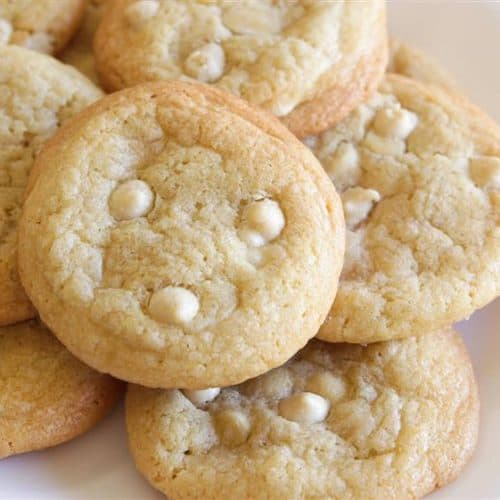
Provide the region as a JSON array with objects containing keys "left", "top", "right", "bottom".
[
  {"left": 18, "top": 80, "right": 345, "bottom": 389},
  {"left": 93, "top": 0, "right": 388, "bottom": 137},
  {"left": 308, "top": 74, "right": 500, "bottom": 343},
  {"left": 59, "top": 0, "right": 110, "bottom": 84},
  {"left": 0, "top": 0, "right": 86, "bottom": 54},
  {"left": 126, "top": 329, "right": 479, "bottom": 499},
  {"left": 0, "top": 46, "right": 103, "bottom": 326},
  {"left": 0, "top": 320, "right": 123, "bottom": 459}
]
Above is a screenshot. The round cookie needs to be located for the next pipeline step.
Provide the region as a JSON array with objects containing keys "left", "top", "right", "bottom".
[
  {"left": 59, "top": 0, "right": 109, "bottom": 84},
  {"left": 0, "top": 320, "right": 123, "bottom": 459},
  {"left": 94, "top": 0, "right": 388, "bottom": 137},
  {"left": 307, "top": 74, "right": 500, "bottom": 343},
  {"left": 388, "top": 39, "right": 462, "bottom": 94},
  {"left": 0, "top": 0, "right": 86, "bottom": 54},
  {"left": 18, "top": 80, "right": 345, "bottom": 389},
  {"left": 126, "top": 329, "right": 479, "bottom": 499},
  {"left": 0, "top": 46, "right": 103, "bottom": 326}
]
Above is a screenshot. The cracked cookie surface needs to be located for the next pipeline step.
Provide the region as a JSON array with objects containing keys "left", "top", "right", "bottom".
[
  {"left": 94, "top": 0, "right": 388, "bottom": 137},
  {"left": 0, "top": 0, "right": 86, "bottom": 54},
  {"left": 0, "top": 46, "right": 103, "bottom": 326},
  {"left": 308, "top": 74, "right": 500, "bottom": 343},
  {"left": 0, "top": 320, "right": 123, "bottom": 459},
  {"left": 126, "top": 329, "right": 478, "bottom": 500},
  {"left": 18, "top": 80, "right": 345, "bottom": 389}
]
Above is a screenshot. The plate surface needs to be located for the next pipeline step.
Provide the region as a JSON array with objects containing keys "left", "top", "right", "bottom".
[{"left": 0, "top": 2, "right": 499, "bottom": 498}]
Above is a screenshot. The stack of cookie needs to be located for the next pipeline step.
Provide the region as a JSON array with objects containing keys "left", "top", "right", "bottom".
[{"left": 0, "top": 1, "right": 498, "bottom": 498}]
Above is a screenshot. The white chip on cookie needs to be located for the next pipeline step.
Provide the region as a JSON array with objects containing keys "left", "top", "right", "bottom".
[
  {"left": 240, "top": 199, "right": 285, "bottom": 247},
  {"left": 182, "top": 387, "right": 220, "bottom": 406},
  {"left": 0, "top": 19, "right": 12, "bottom": 45},
  {"left": 214, "top": 409, "right": 251, "bottom": 446},
  {"left": 109, "top": 179, "right": 154, "bottom": 220},
  {"left": 373, "top": 106, "right": 418, "bottom": 139},
  {"left": 341, "top": 187, "right": 381, "bottom": 228},
  {"left": 323, "top": 142, "right": 360, "bottom": 190},
  {"left": 469, "top": 156, "right": 500, "bottom": 189},
  {"left": 22, "top": 32, "right": 53, "bottom": 54},
  {"left": 149, "top": 286, "right": 199, "bottom": 325},
  {"left": 278, "top": 391, "right": 330, "bottom": 424},
  {"left": 124, "top": 0, "right": 159, "bottom": 27},
  {"left": 222, "top": 4, "right": 281, "bottom": 35},
  {"left": 184, "top": 42, "right": 225, "bottom": 83}
]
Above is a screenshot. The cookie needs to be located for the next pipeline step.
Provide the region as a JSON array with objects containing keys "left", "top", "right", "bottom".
[
  {"left": 93, "top": 0, "right": 388, "bottom": 138},
  {"left": 0, "top": 46, "right": 103, "bottom": 326},
  {"left": 307, "top": 74, "right": 500, "bottom": 343},
  {"left": 0, "top": 0, "right": 86, "bottom": 54},
  {"left": 18, "top": 80, "right": 345, "bottom": 389},
  {"left": 126, "top": 329, "right": 479, "bottom": 499},
  {"left": 59, "top": 0, "right": 109, "bottom": 83},
  {"left": 0, "top": 320, "right": 123, "bottom": 459},
  {"left": 388, "top": 39, "right": 462, "bottom": 93}
]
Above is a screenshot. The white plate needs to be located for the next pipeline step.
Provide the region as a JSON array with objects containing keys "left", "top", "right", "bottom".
[{"left": 1, "top": 2, "right": 499, "bottom": 499}]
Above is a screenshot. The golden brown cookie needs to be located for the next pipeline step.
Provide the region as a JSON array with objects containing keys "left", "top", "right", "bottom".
[
  {"left": 126, "top": 329, "right": 479, "bottom": 499},
  {"left": 94, "top": 0, "right": 388, "bottom": 137},
  {"left": 59, "top": 0, "right": 109, "bottom": 83},
  {"left": 307, "top": 74, "right": 500, "bottom": 343},
  {"left": 388, "top": 38, "right": 462, "bottom": 94},
  {"left": 0, "top": 320, "right": 123, "bottom": 459},
  {"left": 18, "top": 80, "right": 345, "bottom": 389},
  {"left": 0, "top": 45, "right": 103, "bottom": 326},
  {"left": 0, "top": 0, "right": 86, "bottom": 54}
]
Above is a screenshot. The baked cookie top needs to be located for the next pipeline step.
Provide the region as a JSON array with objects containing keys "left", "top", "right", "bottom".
[
  {"left": 94, "top": 0, "right": 388, "bottom": 137},
  {"left": 0, "top": 0, "right": 86, "bottom": 54},
  {"left": 60, "top": 0, "right": 109, "bottom": 84},
  {"left": 307, "top": 74, "right": 500, "bottom": 343},
  {"left": 126, "top": 329, "right": 478, "bottom": 499},
  {"left": 388, "top": 39, "right": 461, "bottom": 94},
  {"left": 0, "top": 320, "right": 122, "bottom": 459},
  {"left": 0, "top": 46, "right": 103, "bottom": 326},
  {"left": 19, "top": 80, "right": 345, "bottom": 389}
]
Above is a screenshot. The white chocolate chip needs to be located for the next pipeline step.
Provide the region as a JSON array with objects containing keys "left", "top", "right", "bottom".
[
  {"left": 184, "top": 42, "right": 225, "bottom": 83},
  {"left": 124, "top": 0, "right": 159, "bottom": 27},
  {"left": 182, "top": 387, "right": 220, "bottom": 406},
  {"left": 469, "top": 156, "right": 500, "bottom": 189},
  {"left": 323, "top": 142, "right": 361, "bottom": 190},
  {"left": 373, "top": 107, "right": 418, "bottom": 139},
  {"left": 0, "top": 19, "right": 12, "bottom": 44},
  {"left": 363, "top": 131, "right": 405, "bottom": 156},
  {"left": 278, "top": 392, "right": 330, "bottom": 424},
  {"left": 109, "top": 179, "right": 154, "bottom": 220},
  {"left": 149, "top": 286, "right": 199, "bottom": 325},
  {"left": 214, "top": 409, "right": 251, "bottom": 446},
  {"left": 305, "top": 372, "right": 346, "bottom": 403},
  {"left": 341, "top": 187, "right": 381, "bottom": 228},
  {"left": 222, "top": 5, "right": 281, "bottom": 35},
  {"left": 240, "top": 199, "right": 285, "bottom": 247},
  {"left": 302, "top": 136, "right": 318, "bottom": 149},
  {"left": 22, "top": 32, "right": 53, "bottom": 53}
]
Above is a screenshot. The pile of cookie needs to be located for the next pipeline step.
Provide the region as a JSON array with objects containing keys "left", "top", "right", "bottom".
[{"left": 1, "top": 1, "right": 498, "bottom": 498}]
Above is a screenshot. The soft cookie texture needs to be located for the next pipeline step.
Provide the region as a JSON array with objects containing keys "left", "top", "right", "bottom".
[
  {"left": 388, "top": 39, "right": 462, "bottom": 94},
  {"left": 308, "top": 74, "right": 500, "bottom": 343},
  {"left": 59, "top": 0, "right": 109, "bottom": 83},
  {"left": 126, "top": 329, "right": 479, "bottom": 499},
  {"left": 0, "top": 0, "right": 86, "bottom": 54},
  {"left": 0, "top": 320, "right": 123, "bottom": 459},
  {"left": 19, "top": 80, "right": 345, "bottom": 389},
  {"left": 94, "top": 0, "right": 388, "bottom": 137},
  {"left": 0, "top": 46, "right": 103, "bottom": 326}
]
